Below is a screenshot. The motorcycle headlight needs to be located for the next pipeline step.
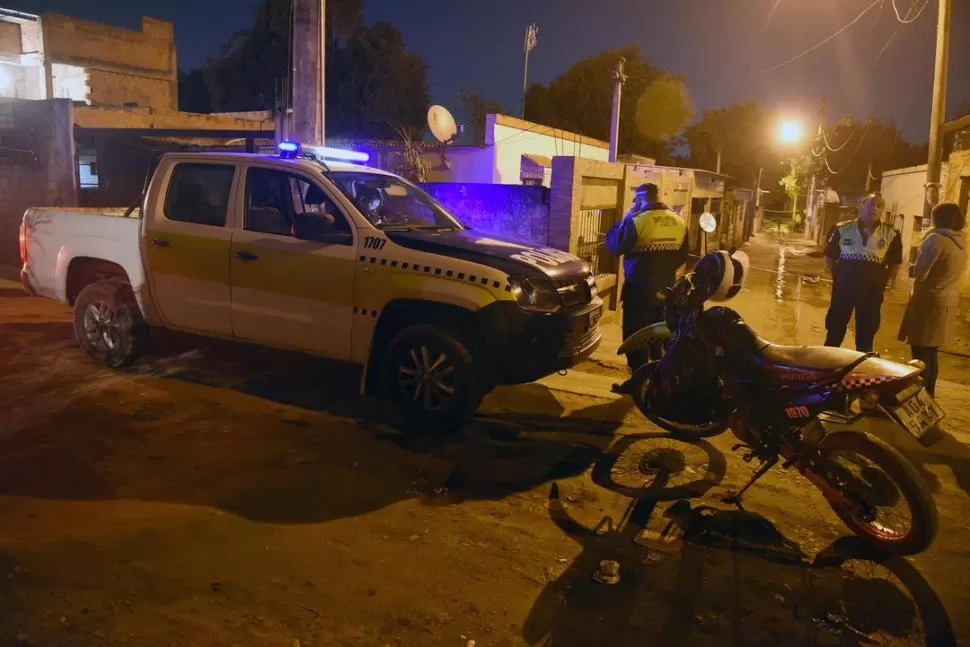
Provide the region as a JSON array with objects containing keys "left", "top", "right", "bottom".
[
  {"left": 509, "top": 277, "right": 562, "bottom": 313},
  {"left": 585, "top": 273, "right": 597, "bottom": 297}
]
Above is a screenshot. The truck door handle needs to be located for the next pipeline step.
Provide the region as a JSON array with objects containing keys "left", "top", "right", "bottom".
[
  {"left": 149, "top": 238, "right": 170, "bottom": 248},
  {"left": 236, "top": 250, "right": 259, "bottom": 262}
]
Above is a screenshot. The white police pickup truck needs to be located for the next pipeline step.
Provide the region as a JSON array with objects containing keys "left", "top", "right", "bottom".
[{"left": 19, "top": 142, "right": 603, "bottom": 428}]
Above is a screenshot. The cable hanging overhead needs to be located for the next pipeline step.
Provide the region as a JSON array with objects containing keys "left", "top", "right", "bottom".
[
  {"left": 891, "top": 0, "right": 930, "bottom": 23},
  {"left": 761, "top": 0, "right": 883, "bottom": 73}
]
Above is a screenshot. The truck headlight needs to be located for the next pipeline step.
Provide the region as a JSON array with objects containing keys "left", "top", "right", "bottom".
[{"left": 509, "top": 277, "right": 562, "bottom": 313}]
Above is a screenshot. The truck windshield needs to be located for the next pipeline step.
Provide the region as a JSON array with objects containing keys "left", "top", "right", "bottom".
[{"left": 327, "top": 171, "right": 465, "bottom": 231}]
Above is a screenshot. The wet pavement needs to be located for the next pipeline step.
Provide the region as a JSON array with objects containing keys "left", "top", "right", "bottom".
[{"left": 1, "top": 236, "right": 969, "bottom": 646}]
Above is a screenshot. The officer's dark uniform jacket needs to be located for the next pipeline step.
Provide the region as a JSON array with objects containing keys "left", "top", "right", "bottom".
[
  {"left": 824, "top": 219, "right": 903, "bottom": 288},
  {"left": 605, "top": 202, "right": 689, "bottom": 305}
]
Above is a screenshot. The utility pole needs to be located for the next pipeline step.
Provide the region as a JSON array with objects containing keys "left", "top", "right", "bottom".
[
  {"left": 292, "top": 0, "right": 326, "bottom": 145},
  {"left": 753, "top": 166, "right": 764, "bottom": 234},
  {"left": 865, "top": 160, "right": 873, "bottom": 193},
  {"left": 716, "top": 147, "right": 722, "bottom": 174},
  {"left": 805, "top": 97, "right": 826, "bottom": 240},
  {"left": 925, "top": 0, "right": 952, "bottom": 216},
  {"left": 521, "top": 23, "right": 538, "bottom": 119},
  {"left": 608, "top": 57, "right": 626, "bottom": 163}
]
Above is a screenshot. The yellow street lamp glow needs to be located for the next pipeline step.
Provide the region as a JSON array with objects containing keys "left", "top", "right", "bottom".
[{"left": 777, "top": 119, "right": 804, "bottom": 146}]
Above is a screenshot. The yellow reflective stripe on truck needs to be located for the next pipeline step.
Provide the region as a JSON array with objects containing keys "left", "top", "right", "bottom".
[{"left": 356, "top": 252, "right": 516, "bottom": 303}]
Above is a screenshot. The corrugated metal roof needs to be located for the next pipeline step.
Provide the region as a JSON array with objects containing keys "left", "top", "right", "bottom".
[{"left": 0, "top": 7, "right": 38, "bottom": 21}]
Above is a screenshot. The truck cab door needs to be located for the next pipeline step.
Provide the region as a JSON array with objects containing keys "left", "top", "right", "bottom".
[
  {"left": 143, "top": 161, "right": 237, "bottom": 336},
  {"left": 229, "top": 166, "right": 356, "bottom": 360}
]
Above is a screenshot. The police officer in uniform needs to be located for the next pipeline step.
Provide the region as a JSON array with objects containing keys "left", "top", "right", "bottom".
[
  {"left": 823, "top": 193, "right": 902, "bottom": 352},
  {"left": 606, "top": 182, "right": 688, "bottom": 370}
]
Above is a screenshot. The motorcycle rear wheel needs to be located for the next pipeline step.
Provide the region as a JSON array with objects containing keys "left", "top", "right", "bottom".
[{"left": 815, "top": 430, "right": 938, "bottom": 556}]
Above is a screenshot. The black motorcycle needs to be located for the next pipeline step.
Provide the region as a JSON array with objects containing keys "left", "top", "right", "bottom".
[{"left": 614, "top": 249, "right": 941, "bottom": 555}]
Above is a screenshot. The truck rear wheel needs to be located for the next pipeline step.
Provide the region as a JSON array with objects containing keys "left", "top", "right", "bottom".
[
  {"left": 381, "top": 324, "right": 484, "bottom": 431},
  {"left": 73, "top": 279, "right": 147, "bottom": 368}
]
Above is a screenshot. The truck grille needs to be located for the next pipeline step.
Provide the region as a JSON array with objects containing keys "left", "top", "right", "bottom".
[{"left": 555, "top": 278, "right": 591, "bottom": 310}]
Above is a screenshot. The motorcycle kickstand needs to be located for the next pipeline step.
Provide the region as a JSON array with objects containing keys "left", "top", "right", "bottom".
[{"left": 722, "top": 456, "right": 778, "bottom": 508}]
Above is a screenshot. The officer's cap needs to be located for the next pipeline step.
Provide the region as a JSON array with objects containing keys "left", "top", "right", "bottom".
[{"left": 634, "top": 183, "right": 659, "bottom": 201}]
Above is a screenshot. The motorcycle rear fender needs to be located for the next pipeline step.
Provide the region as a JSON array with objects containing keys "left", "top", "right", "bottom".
[{"left": 617, "top": 321, "right": 673, "bottom": 356}]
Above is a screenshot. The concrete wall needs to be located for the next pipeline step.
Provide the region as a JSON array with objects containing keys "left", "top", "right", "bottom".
[
  {"left": 40, "top": 13, "right": 177, "bottom": 110},
  {"left": 72, "top": 105, "right": 275, "bottom": 131},
  {"left": 0, "top": 98, "right": 77, "bottom": 265},
  {"left": 944, "top": 149, "right": 970, "bottom": 214},
  {"left": 421, "top": 182, "right": 550, "bottom": 246},
  {"left": 549, "top": 156, "right": 632, "bottom": 309},
  {"left": 881, "top": 163, "right": 950, "bottom": 264},
  {"left": 487, "top": 114, "right": 611, "bottom": 186}
]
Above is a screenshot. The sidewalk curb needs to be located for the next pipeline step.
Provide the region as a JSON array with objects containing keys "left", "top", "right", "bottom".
[{"left": 537, "top": 370, "right": 623, "bottom": 401}]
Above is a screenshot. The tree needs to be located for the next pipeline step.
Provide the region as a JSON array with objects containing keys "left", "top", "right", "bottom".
[
  {"left": 178, "top": 69, "right": 210, "bottom": 113},
  {"left": 326, "top": 22, "right": 430, "bottom": 139},
  {"left": 193, "top": 0, "right": 428, "bottom": 139},
  {"left": 456, "top": 89, "right": 503, "bottom": 145},
  {"left": 524, "top": 45, "right": 693, "bottom": 160}
]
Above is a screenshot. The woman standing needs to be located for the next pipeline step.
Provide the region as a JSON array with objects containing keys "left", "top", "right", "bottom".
[{"left": 898, "top": 203, "right": 968, "bottom": 396}]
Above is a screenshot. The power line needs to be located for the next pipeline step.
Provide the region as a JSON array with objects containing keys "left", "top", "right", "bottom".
[
  {"left": 822, "top": 128, "right": 851, "bottom": 152},
  {"left": 761, "top": 0, "right": 883, "bottom": 74},
  {"left": 825, "top": 120, "right": 873, "bottom": 175},
  {"left": 874, "top": 0, "right": 929, "bottom": 66},
  {"left": 891, "top": 0, "right": 930, "bottom": 23}
]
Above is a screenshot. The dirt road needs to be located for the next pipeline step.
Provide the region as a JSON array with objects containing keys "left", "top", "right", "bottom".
[{"left": 1, "top": 238, "right": 969, "bottom": 646}]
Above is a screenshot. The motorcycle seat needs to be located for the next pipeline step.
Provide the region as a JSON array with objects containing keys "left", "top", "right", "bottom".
[{"left": 760, "top": 343, "right": 865, "bottom": 373}]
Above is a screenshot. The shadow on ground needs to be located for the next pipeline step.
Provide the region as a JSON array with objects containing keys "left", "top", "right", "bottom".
[
  {"left": 0, "top": 330, "right": 633, "bottom": 525},
  {"left": 522, "top": 433, "right": 957, "bottom": 647}
]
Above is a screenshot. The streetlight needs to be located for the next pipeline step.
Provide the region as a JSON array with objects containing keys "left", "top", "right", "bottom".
[
  {"left": 751, "top": 118, "right": 805, "bottom": 234},
  {"left": 776, "top": 119, "right": 804, "bottom": 146}
]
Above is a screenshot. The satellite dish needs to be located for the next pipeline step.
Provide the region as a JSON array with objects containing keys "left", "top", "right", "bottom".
[
  {"left": 428, "top": 105, "right": 459, "bottom": 144},
  {"left": 699, "top": 212, "right": 717, "bottom": 233}
]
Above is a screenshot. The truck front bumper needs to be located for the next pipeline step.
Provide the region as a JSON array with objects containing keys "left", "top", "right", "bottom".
[{"left": 482, "top": 297, "right": 603, "bottom": 385}]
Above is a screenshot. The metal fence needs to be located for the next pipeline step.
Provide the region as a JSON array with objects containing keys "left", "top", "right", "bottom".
[{"left": 575, "top": 207, "right": 619, "bottom": 278}]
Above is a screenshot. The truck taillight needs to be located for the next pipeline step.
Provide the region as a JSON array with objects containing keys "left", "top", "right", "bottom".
[{"left": 18, "top": 221, "right": 27, "bottom": 263}]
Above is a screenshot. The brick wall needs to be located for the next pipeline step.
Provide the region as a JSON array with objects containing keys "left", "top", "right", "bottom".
[
  {"left": 0, "top": 99, "right": 77, "bottom": 266},
  {"left": 420, "top": 183, "right": 550, "bottom": 245},
  {"left": 40, "top": 13, "right": 176, "bottom": 111},
  {"left": 41, "top": 14, "right": 173, "bottom": 74},
  {"left": 0, "top": 20, "right": 20, "bottom": 55},
  {"left": 85, "top": 69, "right": 173, "bottom": 110}
]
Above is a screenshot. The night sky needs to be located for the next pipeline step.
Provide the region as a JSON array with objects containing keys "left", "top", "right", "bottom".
[{"left": 8, "top": 0, "right": 970, "bottom": 142}]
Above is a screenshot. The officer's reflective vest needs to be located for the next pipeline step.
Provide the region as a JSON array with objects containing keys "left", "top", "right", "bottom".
[
  {"left": 629, "top": 209, "right": 688, "bottom": 253},
  {"left": 834, "top": 220, "right": 897, "bottom": 265}
]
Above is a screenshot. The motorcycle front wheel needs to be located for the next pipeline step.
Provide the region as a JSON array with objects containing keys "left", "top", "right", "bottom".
[
  {"left": 814, "top": 430, "right": 938, "bottom": 556},
  {"left": 627, "top": 362, "right": 731, "bottom": 439}
]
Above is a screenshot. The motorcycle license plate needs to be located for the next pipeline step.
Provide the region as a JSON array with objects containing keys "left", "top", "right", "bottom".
[{"left": 891, "top": 388, "right": 944, "bottom": 440}]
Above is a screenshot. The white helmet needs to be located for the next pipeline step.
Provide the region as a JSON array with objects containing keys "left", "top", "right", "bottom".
[{"left": 708, "top": 250, "right": 749, "bottom": 302}]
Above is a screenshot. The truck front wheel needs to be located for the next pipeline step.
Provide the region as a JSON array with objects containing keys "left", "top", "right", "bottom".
[
  {"left": 73, "top": 279, "right": 147, "bottom": 368},
  {"left": 382, "top": 324, "right": 484, "bottom": 431}
]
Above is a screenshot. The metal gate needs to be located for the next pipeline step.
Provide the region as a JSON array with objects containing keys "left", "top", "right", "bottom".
[{"left": 575, "top": 207, "right": 619, "bottom": 279}]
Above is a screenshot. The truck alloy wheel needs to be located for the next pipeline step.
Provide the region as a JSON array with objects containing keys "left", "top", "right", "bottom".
[
  {"left": 73, "top": 279, "right": 147, "bottom": 368},
  {"left": 82, "top": 301, "right": 124, "bottom": 353},
  {"left": 382, "top": 324, "right": 482, "bottom": 430},
  {"left": 397, "top": 342, "right": 458, "bottom": 411}
]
